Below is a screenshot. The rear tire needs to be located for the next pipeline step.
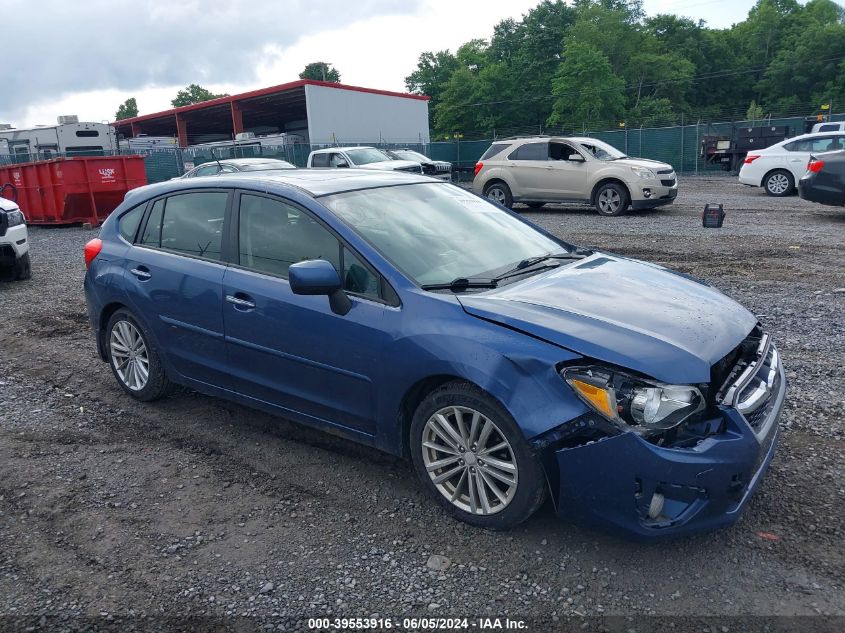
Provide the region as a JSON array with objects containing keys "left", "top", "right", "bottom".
[
  {"left": 106, "top": 308, "right": 171, "bottom": 402},
  {"left": 594, "top": 182, "right": 630, "bottom": 216},
  {"left": 764, "top": 170, "right": 794, "bottom": 197},
  {"left": 484, "top": 182, "right": 513, "bottom": 209},
  {"left": 12, "top": 252, "right": 31, "bottom": 280},
  {"left": 410, "top": 381, "right": 546, "bottom": 530}
]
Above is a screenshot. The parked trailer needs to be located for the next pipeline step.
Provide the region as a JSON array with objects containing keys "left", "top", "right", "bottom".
[
  {"left": 0, "top": 119, "right": 117, "bottom": 162},
  {"left": 701, "top": 125, "right": 792, "bottom": 172},
  {"left": 0, "top": 155, "right": 147, "bottom": 225}
]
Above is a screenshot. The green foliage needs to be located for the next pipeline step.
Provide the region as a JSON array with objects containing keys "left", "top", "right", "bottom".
[
  {"left": 548, "top": 42, "right": 626, "bottom": 129},
  {"left": 171, "top": 84, "right": 229, "bottom": 108},
  {"left": 405, "top": 0, "right": 845, "bottom": 137},
  {"left": 299, "top": 62, "right": 341, "bottom": 83},
  {"left": 115, "top": 97, "right": 138, "bottom": 121},
  {"left": 746, "top": 100, "right": 765, "bottom": 121}
]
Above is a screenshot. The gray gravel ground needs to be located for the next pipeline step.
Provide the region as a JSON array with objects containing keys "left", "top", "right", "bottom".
[{"left": 0, "top": 176, "right": 844, "bottom": 632}]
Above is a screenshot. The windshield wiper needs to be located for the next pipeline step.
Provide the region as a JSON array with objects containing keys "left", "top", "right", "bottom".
[
  {"left": 490, "top": 251, "right": 589, "bottom": 284},
  {"left": 421, "top": 277, "right": 499, "bottom": 292}
]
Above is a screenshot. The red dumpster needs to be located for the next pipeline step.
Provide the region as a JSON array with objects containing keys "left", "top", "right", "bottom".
[{"left": 0, "top": 155, "right": 147, "bottom": 225}]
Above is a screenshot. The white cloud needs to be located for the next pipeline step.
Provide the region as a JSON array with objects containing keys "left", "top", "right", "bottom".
[{"left": 7, "top": 0, "right": 758, "bottom": 127}]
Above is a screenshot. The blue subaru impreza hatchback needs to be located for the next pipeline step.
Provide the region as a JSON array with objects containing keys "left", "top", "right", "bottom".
[{"left": 84, "top": 170, "right": 784, "bottom": 540}]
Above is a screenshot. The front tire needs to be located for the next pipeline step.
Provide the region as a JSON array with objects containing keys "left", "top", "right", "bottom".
[
  {"left": 484, "top": 182, "right": 513, "bottom": 209},
  {"left": 410, "top": 381, "right": 546, "bottom": 529},
  {"left": 106, "top": 309, "right": 171, "bottom": 401},
  {"left": 764, "top": 170, "right": 794, "bottom": 197},
  {"left": 594, "top": 182, "right": 630, "bottom": 216},
  {"left": 12, "top": 252, "right": 31, "bottom": 280}
]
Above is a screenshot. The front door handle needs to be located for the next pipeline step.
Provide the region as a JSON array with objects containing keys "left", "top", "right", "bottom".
[
  {"left": 130, "top": 267, "right": 151, "bottom": 280},
  {"left": 226, "top": 294, "right": 256, "bottom": 310}
]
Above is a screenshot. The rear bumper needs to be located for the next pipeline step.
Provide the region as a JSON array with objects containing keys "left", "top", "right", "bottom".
[
  {"left": 798, "top": 177, "right": 844, "bottom": 207},
  {"left": 548, "top": 365, "right": 784, "bottom": 541},
  {"left": 738, "top": 170, "right": 760, "bottom": 186}
]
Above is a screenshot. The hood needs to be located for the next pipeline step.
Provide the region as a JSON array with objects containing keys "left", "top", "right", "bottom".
[
  {"left": 0, "top": 197, "right": 20, "bottom": 212},
  {"left": 458, "top": 253, "right": 757, "bottom": 384},
  {"left": 360, "top": 160, "right": 420, "bottom": 171},
  {"left": 614, "top": 157, "right": 673, "bottom": 171}
]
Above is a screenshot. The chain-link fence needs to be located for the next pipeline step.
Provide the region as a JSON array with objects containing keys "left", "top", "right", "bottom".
[{"left": 3, "top": 111, "right": 843, "bottom": 185}]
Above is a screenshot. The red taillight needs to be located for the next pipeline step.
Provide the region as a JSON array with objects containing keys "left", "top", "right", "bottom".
[
  {"left": 808, "top": 159, "right": 825, "bottom": 173},
  {"left": 84, "top": 238, "right": 103, "bottom": 269},
  {"left": 743, "top": 155, "right": 760, "bottom": 164},
  {"left": 474, "top": 161, "right": 484, "bottom": 177}
]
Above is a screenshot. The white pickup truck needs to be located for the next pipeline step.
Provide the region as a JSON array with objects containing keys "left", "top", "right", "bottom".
[
  {"left": 307, "top": 146, "right": 422, "bottom": 174},
  {"left": 0, "top": 196, "right": 31, "bottom": 280}
]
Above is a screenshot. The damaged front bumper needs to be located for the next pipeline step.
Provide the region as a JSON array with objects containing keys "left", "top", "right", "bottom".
[{"left": 542, "top": 360, "right": 784, "bottom": 541}]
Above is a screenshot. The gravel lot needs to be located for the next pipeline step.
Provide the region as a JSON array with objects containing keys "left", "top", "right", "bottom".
[{"left": 0, "top": 176, "right": 843, "bottom": 631}]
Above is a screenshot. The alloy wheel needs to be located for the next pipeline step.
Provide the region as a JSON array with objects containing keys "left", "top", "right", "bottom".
[
  {"left": 598, "top": 188, "right": 622, "bottom": 213},
  {"left": 421, "top": 406, "right": 518, "bottom": 515},
  {"left": 110, "top": 320, "right": 150, "bottom": 391},
  {"left": 486, "top": 187, "right": 507, "bottom": 205},
  {"left": 767, "top": 173, "right": 790, "bottom": 195}
]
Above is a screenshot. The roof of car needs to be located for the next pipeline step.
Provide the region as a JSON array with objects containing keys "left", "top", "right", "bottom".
[
  {"left": 128, "top": 169, "right": 435, "bottom": 202},
  {"left": 309, "top": 146, "right": 379, "bottom": 153},
  {"left": 214, "top": 158, "right": 293, "bottom": 165}
]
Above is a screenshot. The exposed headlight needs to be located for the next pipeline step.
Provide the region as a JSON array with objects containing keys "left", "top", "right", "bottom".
[
  {"left": 630, "top": 166, "right": 656, "bottom": 180},
  {"left": 562, "top": 366, "right": 705, "bottom": 435},
  {"left": 4, "top": 209, "right": 25, "bottom": 228}
]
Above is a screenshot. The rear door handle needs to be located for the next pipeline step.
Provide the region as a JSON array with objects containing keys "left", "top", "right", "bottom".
[
  {"left": 226, "top": 294, "right": 256, "bottom": 310},
  {"left": 130, "top": 267, "right": 151, "bottom": 280}
]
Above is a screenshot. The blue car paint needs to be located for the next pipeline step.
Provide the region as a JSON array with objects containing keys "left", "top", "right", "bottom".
[{"left": 84, "top": 172, "right": 783, "bottom": 540}]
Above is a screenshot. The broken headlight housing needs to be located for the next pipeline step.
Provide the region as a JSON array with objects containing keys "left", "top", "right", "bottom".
[{"left": 561, "top": 366, "right": 705, "bottom": 436}]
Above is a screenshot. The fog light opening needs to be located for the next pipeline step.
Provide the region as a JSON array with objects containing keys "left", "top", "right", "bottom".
[
  {"left": 647, "top": 492, "right": 665, "bottom": 519},
  {"left": 643, "top": 188, "right": 652, "bottom": 198}
]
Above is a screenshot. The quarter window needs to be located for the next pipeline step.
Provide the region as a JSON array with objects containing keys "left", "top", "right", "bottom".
[
  {"left": 140, "top": 192, "right": 227, "bottom": 261},
  {"left": 238, "top": 194, "right": 340, "bottom": 277},
  {"left": 118, "top": 205, "right": 144, "bottom": 242},
  {"left": 342, "top": 247, "right": 379, "bottom": 299},
  {"left": 508, "top": 142, "right": 549, "bottom": 161}
]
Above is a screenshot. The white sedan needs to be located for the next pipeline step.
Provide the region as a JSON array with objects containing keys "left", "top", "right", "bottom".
[{"left": 738, "top": 132, "right": 845, "bottom": 196}]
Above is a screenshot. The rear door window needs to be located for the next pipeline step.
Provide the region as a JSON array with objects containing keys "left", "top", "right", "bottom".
[
  {"left": 140, "top": 192, "right": 228, "bottom": 261},
  {"left": 311, "top": 153, "right": 330, "bottom": 167},
  {"left": 507, "top": 142, "right": 549, "bottom": 161}
]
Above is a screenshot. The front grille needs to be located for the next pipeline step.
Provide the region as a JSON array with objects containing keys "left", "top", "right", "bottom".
[
  {"left": 661, "top": 178, "right": 676, "bottom": 187},
  {"left": 719, "top": 333, "right": 782, "bottom": 434},
  {"left": 657, "top": 169, "right": 674, "bottom": 175}
]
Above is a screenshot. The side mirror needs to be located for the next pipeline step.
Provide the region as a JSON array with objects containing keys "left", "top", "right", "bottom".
[
  {"left": 335, "top": 159, "right": 349, "bottom": 168},
  {"left": 569, "top": 154, "right": 585, "bottom": 162},
  {"left": 288, "top": 259, "right": 351, "bottom": 315}
]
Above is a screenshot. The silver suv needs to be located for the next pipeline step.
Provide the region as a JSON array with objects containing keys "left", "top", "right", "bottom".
[{"left": 473, "top": 136, "right": 677, "bottom": 216}]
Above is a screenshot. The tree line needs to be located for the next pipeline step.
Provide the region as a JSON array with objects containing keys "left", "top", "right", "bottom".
[{"left": 404, "top": 0, "right": 845, "bottom": 138}]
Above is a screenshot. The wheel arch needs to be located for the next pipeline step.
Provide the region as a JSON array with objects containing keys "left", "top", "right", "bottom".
[
  {"left": 97, "top": 301, "right": 129, "bottom": 361},
  {"left": 590, "top": 178, "right": 631, "bottom": 205},
  {"left": 398, "top": 374, "right": 466, "bottom": 459}
]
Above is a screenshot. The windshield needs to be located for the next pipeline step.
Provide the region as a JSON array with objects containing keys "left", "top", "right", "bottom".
[
  {"left": 576, "top": 139, "right": 626, "bottom": 161},
  {"left": 393, "top": 150, "right": 428, "bottom": 162},
  {"left": 322, "top": 183, "right": 568, "bottom": 286},
  {"left": 241, "top": 162, "right": 295, "bottom": 171},
  {"left": 346, "top": 148, "right": 391, "bottom": 165}
]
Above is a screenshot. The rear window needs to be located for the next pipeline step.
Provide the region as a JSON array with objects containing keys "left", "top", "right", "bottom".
[
  {"left": 816, "top": 124, "right": 842, "bottom": 132},
  {"left": 311, "top": 153, "right": 330, "bottom": 167},
  {"left": 479, "top": 143, "right": 511, "bottom": 161}
]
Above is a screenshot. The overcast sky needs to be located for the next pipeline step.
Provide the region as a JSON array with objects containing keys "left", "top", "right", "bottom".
[{"left": 3, "top": 0, "right": 761, "bottom": 127}]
